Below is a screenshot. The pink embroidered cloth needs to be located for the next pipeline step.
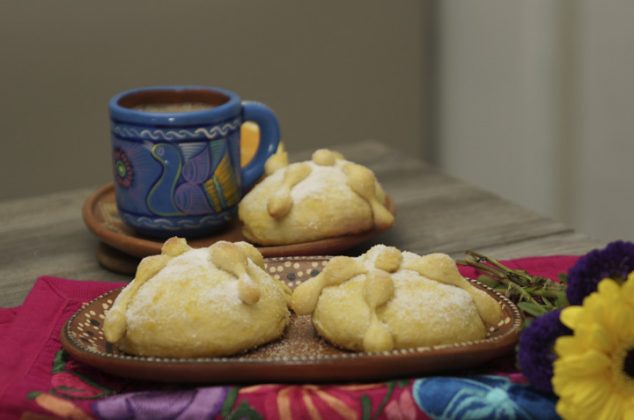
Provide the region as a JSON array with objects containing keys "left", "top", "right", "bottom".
[{"left": 0, "top": 256, "right": 579, "bottom": 419}]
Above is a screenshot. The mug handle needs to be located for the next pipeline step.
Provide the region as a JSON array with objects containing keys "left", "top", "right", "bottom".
[{"left": 241, "top": 101, "right": 281, "bottom": 192}]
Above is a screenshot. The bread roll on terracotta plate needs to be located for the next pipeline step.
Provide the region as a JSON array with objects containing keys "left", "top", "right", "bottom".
[
  {"left": 291, "top": 244, "right": 503, "bottom": 352},
  {"left": 239, "top": 148, "right": 394, "bottom": 245},
  {"left": 103, "top": 238, "right": 291, "bottom": 358}
]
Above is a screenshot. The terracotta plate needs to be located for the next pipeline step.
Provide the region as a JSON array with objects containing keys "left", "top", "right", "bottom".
[
  {"left": 83, "top": 183, "right": 395, "bottom": 259},
  {"left": 61, "top": 257, "right": 522, "bottom": 384}
]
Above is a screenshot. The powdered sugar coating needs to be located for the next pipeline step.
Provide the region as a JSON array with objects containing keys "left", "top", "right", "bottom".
[
  {"left": 290, "top": 161, "right": 350, "bottom": 203},
  {"left": 380, "top": 270, "right": 483, "bottom": 346},
  {"left": 107, "top": 244, "right": 291, "bottom": 357},
  {"left": 359, "top": 244, "right": 388, "bottom": 268},
  {"left": 389, "top": 270, "right": 475, "bottom": 321},
  {"left": 309, "top": 244, "right": 489, "bottom": 351},
  {"left": 125, "top": 248, "right": 240, "bottom": 329}
]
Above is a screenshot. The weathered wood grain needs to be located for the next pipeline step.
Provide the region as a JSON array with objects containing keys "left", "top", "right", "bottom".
[{"left": 0, "top": 140, "right": 603, "bottom": 306}]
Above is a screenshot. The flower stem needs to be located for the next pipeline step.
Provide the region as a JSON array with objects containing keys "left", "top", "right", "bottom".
[
  {"left": 458, "top": 250, "right": 568, "bottom": 319},
  {"left": 458, "top": 257, "right": 541, "bottom": 306}
]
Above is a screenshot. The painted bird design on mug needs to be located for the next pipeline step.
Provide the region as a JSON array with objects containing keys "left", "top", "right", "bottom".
[{"left": 146, "top": 139, "right": 240, "bottom": 216}]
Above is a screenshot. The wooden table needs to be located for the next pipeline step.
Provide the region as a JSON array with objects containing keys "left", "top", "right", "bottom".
[{"left": 0, "top": 140, "right": 603, "bottom": 307}]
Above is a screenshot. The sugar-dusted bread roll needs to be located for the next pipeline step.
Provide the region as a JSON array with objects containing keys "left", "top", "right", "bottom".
[
  {"left": 103, "top": 238, "right": 291, "bottom": 357},
  {"left": 291, "top": 245, "right": 503, "bottom": 352},
  {"left": 238, "top": 148, "right": 394, "bottom": 245}
]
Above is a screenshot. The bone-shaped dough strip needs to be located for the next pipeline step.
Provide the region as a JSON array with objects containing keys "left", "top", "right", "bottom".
[
  {"left": 264, "top": 143, "right": 289, "bottom": 176},
  {"left": 235, "top": 241, "right": 292, "bottom": 299},
  {"left": 234, "top": 241, "right": 265, "bottom": 269},
  {"left": 267, "top": 162, "right": 311, "bottom": 219},
  {"left": 161, "top": 236, "right": 192, "bottom": 256},
  {"left": 362, "top": 270, "right": 395, "bottom": 352},
  {"left": 104, "top": 237, "right": 191, "bottom": 343},
  {"left": 343, "top": 163, "right": 394, "bottom": 230},
  {"left": 209, "top": 241, "right": 261, "bottom": 305},
  {"left": 291, "top": 256, "right": 366, "bottom": 315},
  {"left": 402, "top": 253, "right": 503, "bottom": 326}
]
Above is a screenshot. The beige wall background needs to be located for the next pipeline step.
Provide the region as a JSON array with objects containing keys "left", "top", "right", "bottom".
[
  {"left": 434, "top": 0, "right": 634, "bottom": 242},
  {"left": 0, "top": 1, "right": 429, "bottom": 200},
  {"left": 5, "top": 1, "right": 633, "bottom": 243}
]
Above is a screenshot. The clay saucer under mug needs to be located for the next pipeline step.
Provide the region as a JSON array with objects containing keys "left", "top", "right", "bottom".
[{"left": 83, "top": 183, "right": 395, "bottom": 273}]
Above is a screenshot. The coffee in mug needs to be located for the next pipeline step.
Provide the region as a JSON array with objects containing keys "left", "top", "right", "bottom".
[{"left": 133, "top": 102, "right": 215, "bottom": 113}]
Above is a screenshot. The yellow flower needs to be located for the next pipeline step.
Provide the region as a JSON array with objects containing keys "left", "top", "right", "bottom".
[{"left": 553, "top": 272, "right": 634, "bottom": 419}]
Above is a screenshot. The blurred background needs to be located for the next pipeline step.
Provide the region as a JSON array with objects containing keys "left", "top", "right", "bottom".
[{"left": 0, "top": 0, "right": 632, "bottom": 242}]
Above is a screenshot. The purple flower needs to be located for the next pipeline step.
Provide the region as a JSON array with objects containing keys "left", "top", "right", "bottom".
[
  {"left": 517, "top": 310, "right": 571, "bottom": 394},
  {"left": 566, "top": 240, "right": 634, "bottom": 305}
]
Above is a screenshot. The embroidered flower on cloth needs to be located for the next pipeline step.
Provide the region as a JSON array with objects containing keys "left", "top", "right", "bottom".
[
  {"left": 553, "top": 273, "right": 634, "bottom": 419},
  {"left": 412, "top": 375, "right": 558, "bottom": 420},
  {"left": 92, "top": 387, "right": 228, "bottom": 419}
]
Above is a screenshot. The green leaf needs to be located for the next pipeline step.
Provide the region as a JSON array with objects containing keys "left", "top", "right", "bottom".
[
  {"left": 65, "top": 371, "right": 115, "bottom": 394},
  {"left": 558, "top": 273, "right": 568, "bottom": 285},
  {"left": 371, "top": 381, "right": 396, "bottom": 420},
  {"left": 26, "top": 391, "right": 42, "bottom": 400},
  {"left": 52, "top": 349, "right": 67, "bottom": 373},
  {"left": 517, "top": 302, "right": 548, "bottom": 317},
  {"left": 397, "top": 379, "right": 410, "bottom": 387},
  {"left": 221, "top": 387, "right": 239, "bottom": 418},
  {"left": 361, "top": 395, "right": 372, "bottom": 420},
  {"left": 49, "top": 386, "right": 109, "bottom": 400},
  {"left": 554, "top": 292, "right": 569, "bottom": 308},
  {"left": 227, "top": 401, "right": 263, "bottom": 420}
]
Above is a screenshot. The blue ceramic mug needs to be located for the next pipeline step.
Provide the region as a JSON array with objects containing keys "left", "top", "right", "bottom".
[{"left": 109, "top": 85, "right": 280, "bottom": 238}]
